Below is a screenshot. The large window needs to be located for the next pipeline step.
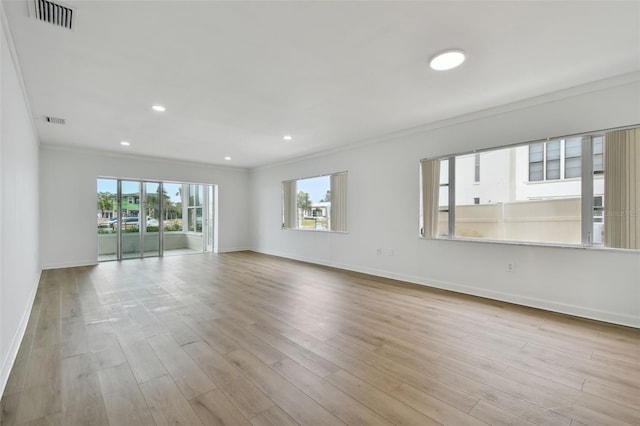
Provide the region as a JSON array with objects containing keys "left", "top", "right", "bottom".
[
  {"left": 282, "top": 172, "right": 347, "bottom": 232},
  {"left": 421, "top": 127, "right": 639, "bottom": 249}
]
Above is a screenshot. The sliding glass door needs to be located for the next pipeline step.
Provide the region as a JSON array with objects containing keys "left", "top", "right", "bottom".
[
  {"left": 120, "top": 180, "right": 142, "bottom": 259},
  {"left": 97, "top": 178, "right": 216, "bottom": 261},
  {"left": 143, "top": 182, "right": 161, "bottom": 258}
]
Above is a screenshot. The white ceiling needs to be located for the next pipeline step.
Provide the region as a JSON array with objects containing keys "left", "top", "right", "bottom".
[{"left": 4, "top": 1, "right": 639, "bottom": 168}]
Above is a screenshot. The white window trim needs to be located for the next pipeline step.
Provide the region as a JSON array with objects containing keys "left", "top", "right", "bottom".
[{"left": 281, "top": 171, "right": 348, "bottom": 233}]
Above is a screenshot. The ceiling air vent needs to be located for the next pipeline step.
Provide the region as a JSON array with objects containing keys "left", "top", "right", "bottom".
[
  {"left": 29, "top": 0, "right": 76, "bottom": 31},
  {"left": 44, "top": 116, "right": 66, "bottom": 125}
]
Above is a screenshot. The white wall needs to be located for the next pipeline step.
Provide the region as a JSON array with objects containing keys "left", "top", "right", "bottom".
[
  {"left": 1, "top": 17, "right": 41, "bottom": 393},
  {"left": 40, "top": 148, "right": 251, "bottom": 269},
  {"left": 250, "top": 75, "right": 640, "bottom": 328}
]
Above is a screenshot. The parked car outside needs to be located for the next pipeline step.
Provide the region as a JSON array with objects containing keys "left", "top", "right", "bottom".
[{"left": 109, "top": 217, "right": 139, "bottom": 229}]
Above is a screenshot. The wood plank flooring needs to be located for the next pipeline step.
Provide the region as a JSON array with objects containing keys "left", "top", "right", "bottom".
[{"left": 1, "top": 251, "right": 638, "bottom": 425}]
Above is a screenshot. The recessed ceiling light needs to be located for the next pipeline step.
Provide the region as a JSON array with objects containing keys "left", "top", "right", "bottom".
[
  {"left": 224, "top": 156, "right": 231, "bottom": 161},
  {"left": 152, "top": 105, "right": 166, "bottom": 112},
  {"left": 283, "top": 135, "right": 293, "bottom": 141},
  {"left": 120, "top": 141, "right": 130, "bottom": 146},
  {"left": 429, "top": 49, "right": 465, "bottom": 71}
]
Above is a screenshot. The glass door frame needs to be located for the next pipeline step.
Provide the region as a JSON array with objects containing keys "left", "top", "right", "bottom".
[{"left": 99, "top": 177, "right": 216, "bottom": 261}]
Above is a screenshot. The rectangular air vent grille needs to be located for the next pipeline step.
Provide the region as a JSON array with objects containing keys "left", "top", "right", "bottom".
[
  {"left": 32, "top": 0, "right": 75, "bottom": 31},
  {"left": 44, "top": 116, "right": 66, "bottom": 125}
]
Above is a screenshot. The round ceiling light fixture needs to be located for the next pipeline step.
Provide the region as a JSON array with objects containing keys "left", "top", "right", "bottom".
[
  {"left": 120, "top": 141, "right": 130, "bottom": 146},
  {"left": 152, "top": 105, "right": 166, "bottom": 112},
  {"left": 283, "top": 135, "right": 293, "bottom": 141},
  {"left": 429, "top": 49, "right": 465, "bottom": 71},
  {"left": 224, "top": 156, "right": 232, "bottom": 161}
]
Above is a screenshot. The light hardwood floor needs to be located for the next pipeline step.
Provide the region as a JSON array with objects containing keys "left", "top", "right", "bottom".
[{"left": 1, "top": 251, "right": 638, "bottom": 425}]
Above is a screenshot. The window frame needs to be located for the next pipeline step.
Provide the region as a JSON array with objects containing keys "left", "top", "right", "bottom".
[
  {"left": 281, "top": 171, "right": 348, "bottom": 233},
  {"left": 420, "top": 125, "right": 640, "bottom": 251}
]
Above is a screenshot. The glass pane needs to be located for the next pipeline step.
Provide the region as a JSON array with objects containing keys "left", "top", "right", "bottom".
[
  {"left": 546, "top": 159, "right": 561, "bottom": 180},
  {"left": 97, "top": 178, "right": 117, "bottom": 261},
  {"left": 163, "top": 182, "right": 200, "bottom": 256},
  {"left": 188, "top": 208, "right": 196, "bottom": 232},
  {"left": 454, "top": 146, "right": 581, "bottom": 244},
  {"left": 565, "top": 138, "right": 582, "bottom": 157},
  {"left": 189, "top": 185, "right": 196, "bottom": 206},
  {"left": 565, "top": 157, "right": 581, "bottom": 178},
  {"left": 529, "top": 143, "right": 544, "bottom": 162},
  {"left": 196, "top": 185, "right": 203, "bottom": 206},
  {"left": 144, "top": 182, "right": 161, "bottom": 257},
  {"left": 296, "top": 175, "right": 330, "bottom": 230},
  {"left": 529, "top": 162, "right": 543, "bottom": 181},
  {"left": 564, "top": 138, "right": 582, "bottom": 179},
  {"left": 593, "top": 137, "right": 605, "bottom": 246},
  {"left": 593, "top": 136, "right": 604, "bottom": 173},
  {"left": 196, "top": 207, "right": 203, "bottom": 232},
  {"left": 529, "top": 143, "right": 544, "bottom": 181},
  {"left": 121, "top": 180, "right": 141, "bottom": 259},
  {"left": 546, "top": 141, "right": 561, "bottom": 160},
  {"left": 163, "top": 182, "right": 184, "bottom": 233}
]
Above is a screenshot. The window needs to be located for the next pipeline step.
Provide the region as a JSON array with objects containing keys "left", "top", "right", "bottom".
[
  {"left": 528, "top": 143, "right": 544, "bottom": 181},
  {"left": 528, "top": 137, "right": 601, "bottom": 182},
  {"left": 187, "top": 184, "right": 203, "bottom": 232},
  {"left": 421, "top": 127, "right": 639, "bottom": 249},
  {"left": 282, "top": 172, "right": 347, "bottom": 232},
  {"left": 564, "top": 138, "right": 582, "bottom": 178},
  {"left": 593, "top": 136, "right": 604, "bottom": 174},
  {"left": 546, "top": 140, "right": 561, "bottom": 180}
]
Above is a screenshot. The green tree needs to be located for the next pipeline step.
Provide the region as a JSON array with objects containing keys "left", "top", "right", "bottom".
[
  {"left": 97, "top": 192, "right": 114, "bottom": 218},
  {"left": 320, "top": 190, "right": 331, "bottom": 202},
  {"left": 297, "top": 191, "right": 311, "bottom": 215}
]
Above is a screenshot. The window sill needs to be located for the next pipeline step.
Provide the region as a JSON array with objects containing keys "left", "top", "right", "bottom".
[
  {"left": 419, "top": 235, "right": 639, "bottom": 253},
  {"left": 283, "top": 227, "right": 348, "bottom": 234}
]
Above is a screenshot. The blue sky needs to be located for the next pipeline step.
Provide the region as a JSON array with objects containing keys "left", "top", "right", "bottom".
[
  {"left": 97, "top": 179, "right": 183, "bottom": 202},
  {"left": 297, "top": 175, "right": 329, "bottom": 203}
]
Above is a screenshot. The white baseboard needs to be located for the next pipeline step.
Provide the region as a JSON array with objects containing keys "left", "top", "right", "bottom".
[
  {"left": 41, "top": 259, "right": 98, "bottom": 270},
  {"left": 0, "top": 270, "right": 41, "bottom": 396},
  {"left": 217, "top": 247, "right": 250, "bottom": 253},
  {"left": 250, "top": 248, "right": 639, "bottom": 329}
]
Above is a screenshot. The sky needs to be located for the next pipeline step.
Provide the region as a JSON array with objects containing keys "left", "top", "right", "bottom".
[
  {"left": 98, "top": 179, "right": 185, "bottom": 203},
  {"left": 297, "top": 175, "right": 329, "bottom": 203}
]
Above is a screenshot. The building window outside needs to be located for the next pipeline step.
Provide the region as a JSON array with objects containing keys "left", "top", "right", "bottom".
[
  {"left": 564, "top": 138, "right": 582, "bottom": 178},
  {"left": 528, "top": 143, "right": 544, "bottom": 181},
  {"left": 546, "top": 140, "right": 561, "bottom": 180},
  {"left": 593, "top": 136, "right": 604, "bottom": 174},
  {"left": 528, "top": 138, "right": 596, "bottom": 182}
]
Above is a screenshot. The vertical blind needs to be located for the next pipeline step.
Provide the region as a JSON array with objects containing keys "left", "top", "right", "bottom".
[
  {"left": 420, "top": 159, "right": 440, "bottom": 238},
  {"left": 330, "top": 172, "right": 348, "bottom": 232},
  {"left": 282, "top": 180, "right": 297, "bottom": 229},
  {"left": 604, "top": 128, "right": 639, "bottom": 249}
]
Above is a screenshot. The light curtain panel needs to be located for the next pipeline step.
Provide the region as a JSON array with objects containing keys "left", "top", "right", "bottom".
[{"left": 604, "top": 128, "right": 640, "bottom": 249}]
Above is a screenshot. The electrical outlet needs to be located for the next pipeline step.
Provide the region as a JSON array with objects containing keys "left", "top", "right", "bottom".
[
  {"left": 506, "top": 262, "right": 515, "bottom": 272},
  {"left": 376, "top": 248, "right": 382, "bottom": 255}
]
